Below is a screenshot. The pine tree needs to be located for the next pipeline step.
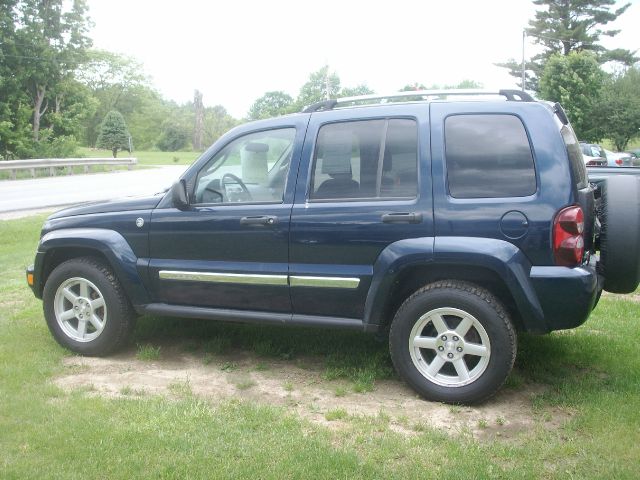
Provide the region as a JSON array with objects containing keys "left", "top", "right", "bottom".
[
  {"left": 498, "top": 0, "right": 635, "bottom": 91},
  {"left": 96, "top": 111, "right": 130, "bottom": 157}
]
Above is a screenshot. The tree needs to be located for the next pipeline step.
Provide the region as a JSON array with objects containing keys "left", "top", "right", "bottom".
[
  {"left": 598, "top": 66, "right": 640, "bottom": 150},
  {"left": 203, "top": 105, "right": 238, "bottom": 146},
  {"left": 157, "top": 121, "right": 189, "bottom": 151},
  {"left": 0, "top": 0, "right": 92, "bottom": 158},
  {"left": 123, "top": 87, "right": 173, "bottom": 150},
  {"left": 539, "top": 52, "right": 606, "bottom": 140},
  {"left": 339, "top": 84, "right": 374, "bottom": 97},
  {"left": 247, "top": 91, "right": 294, "bottom": 120},
  {"left": 78, "top": 50, "right": 150, "bottom": 146},
  {"left": 499, "top": 0, "right": 635, "bottom": 91},
  {"left": 16, "top": 0, "right": 92, "bottom": 141},
  {"left": 46, "top": 78, "right": 98, "bottom": 141},
  {"left": 400, "top": 83, "right": 428, "bottom": 91},
  {"left": 96, "top": 111, "right": 130, "bottom": 157},
  {"left": 296, "top": 65, "right": 341, "bottom": 108},
  {"left": 399, "top": 80, "right": 482, "bottom": 91}
]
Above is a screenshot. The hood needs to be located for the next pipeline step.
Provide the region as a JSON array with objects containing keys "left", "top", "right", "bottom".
[{"left": 48, "top": 194, "right": 164, "bottom": 219}]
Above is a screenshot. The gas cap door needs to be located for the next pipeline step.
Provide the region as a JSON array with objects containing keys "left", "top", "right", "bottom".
[{"left": 500, "top": 210, "right": 529, "bottom": 239}]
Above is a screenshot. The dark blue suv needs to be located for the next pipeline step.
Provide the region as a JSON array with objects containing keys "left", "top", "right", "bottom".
[{"left": 26, "top": 90, "right": 640, "bottom": 403}]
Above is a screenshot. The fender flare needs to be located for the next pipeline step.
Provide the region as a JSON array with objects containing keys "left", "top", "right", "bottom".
[
  {"left": 364, "top": 236, "right": 547, "bottom": 333},
  {"left": 36, "top": 228, "right": 150, "bottom": 306}
]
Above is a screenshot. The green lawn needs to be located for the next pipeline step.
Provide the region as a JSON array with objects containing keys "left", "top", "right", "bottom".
[
  {"left": 1, "top": 215, "right": 639, "bottom": 479},
  {"left": 78, "top": 147, "right": 201, "bottom": 166}
]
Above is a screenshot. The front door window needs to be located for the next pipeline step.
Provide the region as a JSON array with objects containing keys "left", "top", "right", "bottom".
[{"left": 194, "top": 128, "right": 296, "bottom": 204}]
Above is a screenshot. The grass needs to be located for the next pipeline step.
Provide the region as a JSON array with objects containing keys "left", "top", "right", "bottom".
[
  {"left": 234, "top": 378, "right": 257, "bottom": 391},
  {"left": 78, "top": 147, "right": 201, "bottom": 166},
  {"left": 0, "top": 163, "right": 149, "bottom": 181},
  {"left": 325, "top": 408, "right": 349, "bottom": 421},
  {"left": 1, "top": 215, "right": 640, "bottom": 478},
  {"left": 334, "top": 386, "right": 348, "bottom": 397},
  {"left": 0, "top": 148, "right": 202, "bottom": 181},
  {"left": 136, "top": 344, "right": 161, "bottom": 361}
]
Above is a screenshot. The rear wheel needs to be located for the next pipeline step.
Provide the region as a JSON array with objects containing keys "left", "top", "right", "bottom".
[
  {"left": 389, "top": 281, "right": 516, "bottom": 404},
  {"left": 43, "top": 257, "right": 135, "bottom": 355}
]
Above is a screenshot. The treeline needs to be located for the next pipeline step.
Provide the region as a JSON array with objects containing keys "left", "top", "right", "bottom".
[
  {"left": 2, "top": 0, "right": 639, "bottom": 160},
  {"left": 0, "top": 0, "right": 236, "bottom": 159},
  {"left": 500, "top": 0, "right": 640, "bottom": 150}
]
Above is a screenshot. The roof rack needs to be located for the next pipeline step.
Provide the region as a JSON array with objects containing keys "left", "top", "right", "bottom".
[{"left": 302, "top": 89, "right": 535, "bottom": 113}]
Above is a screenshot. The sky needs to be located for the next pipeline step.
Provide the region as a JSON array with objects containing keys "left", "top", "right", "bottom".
[{"left": 87, "top": 0, "right": 640, "bottom": 118}]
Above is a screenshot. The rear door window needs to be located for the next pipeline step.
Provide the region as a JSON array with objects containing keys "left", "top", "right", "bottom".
[
  {"left": 445, "top": 114, "right": 537, "bottom": 198},
  {"left": 309, "top": 119, "right": 418, "bottom": 201}
]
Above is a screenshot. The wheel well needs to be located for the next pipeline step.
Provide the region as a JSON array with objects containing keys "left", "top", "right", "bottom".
[
  {"left": 40, "top": 248, "right": 111, "bottom": 295},
  {"left": 380, "top": 265, "right": 524, "bottom": 331}
]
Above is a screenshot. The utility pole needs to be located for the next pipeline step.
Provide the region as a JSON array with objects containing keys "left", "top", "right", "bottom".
[
  {"left": 325, "top": 65, "right": 330, "bottom": 100},
  {"left": 522, "top": 30, "right": 526, "bottom": 91},
  {"left": 193, "top": 90, "right": 204, "bottom": 151}
]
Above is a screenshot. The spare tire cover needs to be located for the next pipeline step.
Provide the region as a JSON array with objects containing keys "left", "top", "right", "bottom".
[{"left": 599, "top": 175, "right": 640, "bottom": 293}]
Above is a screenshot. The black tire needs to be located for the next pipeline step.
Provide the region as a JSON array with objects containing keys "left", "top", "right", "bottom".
[
  {"left": 43, "top": 257, "right": 135, "bottom": 355},
  {"left": 599, "top": 175, "right": 640, "bottom": 293},
  {"left": 389, "top": 280, "right": 516, "bottom": 404}
]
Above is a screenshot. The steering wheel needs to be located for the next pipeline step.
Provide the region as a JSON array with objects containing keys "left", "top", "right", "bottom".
[
  {"left": 202, "top": 186, "right": 223, "bottom": 203},
  {"left": 221, "top": 173, "right": 252, "bottom": 201}
]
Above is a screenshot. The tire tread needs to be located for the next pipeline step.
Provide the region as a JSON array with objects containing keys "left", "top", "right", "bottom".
[
  {"left": 389, "top": 280, "right": 516, "bottom": 404},
  {"left": 43, "top": 256, "right": 135, "bottom": 356}
]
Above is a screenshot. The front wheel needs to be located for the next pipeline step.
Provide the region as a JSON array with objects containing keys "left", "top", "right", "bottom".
[
  {"left": 43, "top": 257, "right": 135, "bottom": 356},
  {"left": 389, "top": 280, "right": 516, "bottom": 404}
]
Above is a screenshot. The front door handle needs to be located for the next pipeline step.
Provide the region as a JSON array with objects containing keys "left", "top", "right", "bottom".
[
  {"left": 381, "top": 212, "right": 422, "bottom": 224},
  {"left": 240, "top": 215, "right": 278, "bottom": 226}
]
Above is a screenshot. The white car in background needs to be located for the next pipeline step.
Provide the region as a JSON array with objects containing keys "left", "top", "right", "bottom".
[
  {"left": 579, "top": 142, "right": 607, "bottom": 166},
  {"left": 604, "top": 149, "right": 633, "bottom": 167}
]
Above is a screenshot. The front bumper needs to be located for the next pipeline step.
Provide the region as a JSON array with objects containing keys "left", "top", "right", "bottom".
[
  {"left": 26, "top": 264, "right": 36, "bottom": 294},
  {"left": 529, "top": 257, "right": 603, "bottom": 332},
  {"left": 26, "top": 250, "right": 45, "bottom": 299}
]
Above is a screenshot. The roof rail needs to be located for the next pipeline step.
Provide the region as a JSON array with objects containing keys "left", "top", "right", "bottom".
[{"left": 301, "top": 89, "right": 535, "bottom": 113}]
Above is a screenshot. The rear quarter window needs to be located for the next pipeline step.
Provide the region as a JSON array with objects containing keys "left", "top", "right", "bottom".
[
  {"left": 445, "top": 114, "right": 537, "bottom": 198},
  {"left": 563, "top": 127, "right": 588, "bottom": 189}
]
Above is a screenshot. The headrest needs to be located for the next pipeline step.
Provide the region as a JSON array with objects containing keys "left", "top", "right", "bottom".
[
  {"left": 321, "top": 131, "right": 352, "bottom": 175},
  {"left": 245, "top": 142, "right": 269, "bottom": 153},
  {"left": 241, "top": 142, "right": 268, "bottom": 183}
]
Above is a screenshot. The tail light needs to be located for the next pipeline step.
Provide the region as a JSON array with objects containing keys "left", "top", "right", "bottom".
[
  {"left": 553, "top": 206, "right": 584, "bottom": 266},
  {"left": 615, "top": 158, "right": 623, "bottom": 166}
]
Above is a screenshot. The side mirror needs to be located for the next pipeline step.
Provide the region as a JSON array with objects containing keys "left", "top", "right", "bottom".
[{"left": 171, "top": 179, "right": 189, "bottom": 210}]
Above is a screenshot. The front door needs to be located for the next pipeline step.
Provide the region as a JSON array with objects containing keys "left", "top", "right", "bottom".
[{"left": 147, "top": 119, "right": 308, "bottom": 313}]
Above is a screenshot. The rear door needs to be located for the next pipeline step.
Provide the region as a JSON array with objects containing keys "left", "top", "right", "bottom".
[
  {"left": 430, "top": 102, "right": 548, "bottom": 264},
  {"left": 289, "top": 105, "right": 433, "bottom": 319}
]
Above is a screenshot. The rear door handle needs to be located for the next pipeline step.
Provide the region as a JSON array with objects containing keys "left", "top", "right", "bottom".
[
  {"left": 240, "top": 215, "right": 278, "bottom": 226},
  {"left": 381, "top": 212, "right": 422, "bottom": 224}
]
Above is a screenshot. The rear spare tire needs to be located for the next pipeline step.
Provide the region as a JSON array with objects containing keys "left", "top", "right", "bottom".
[{"left": 599, "top": 175, "right": 640, "bottom": 293}]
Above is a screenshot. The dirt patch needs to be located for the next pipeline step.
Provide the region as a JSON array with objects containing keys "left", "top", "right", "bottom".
[{"left": 55, "top": 345, "right": 570, "bottom": 440}]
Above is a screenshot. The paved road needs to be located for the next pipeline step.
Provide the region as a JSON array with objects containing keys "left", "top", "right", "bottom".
[{"left": 0, "top": 165, "right": 187, "bottom": 219}]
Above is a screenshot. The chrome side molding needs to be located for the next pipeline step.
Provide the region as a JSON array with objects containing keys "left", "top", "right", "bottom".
[
  {"left": 289, "top": 275, "right": 360, "bottom": 289},
  {"left": 159, "top": 270, "right": 360, "bottom": 289},
  {"left": 159, "top": 270, "right": 288, "bottom": 286}
]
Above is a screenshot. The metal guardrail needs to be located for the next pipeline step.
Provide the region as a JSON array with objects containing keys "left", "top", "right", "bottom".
[{"left": 0, "top": 157, "right": 138, "bottom": 180}]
